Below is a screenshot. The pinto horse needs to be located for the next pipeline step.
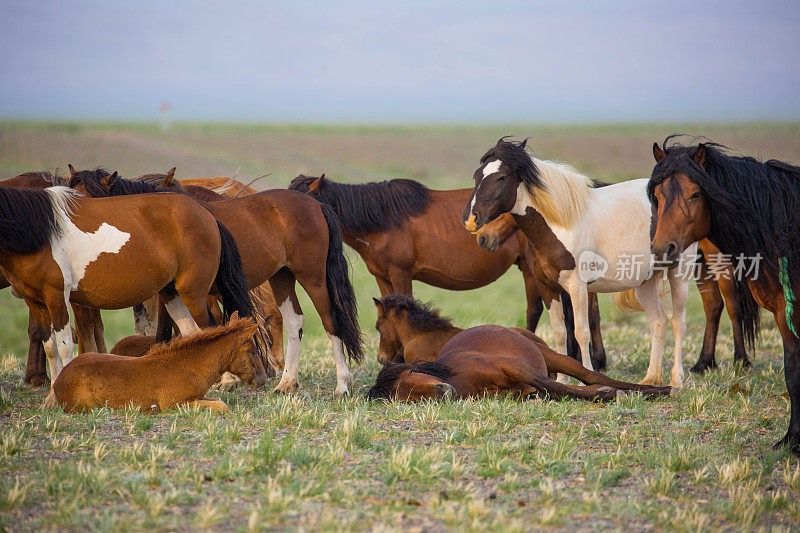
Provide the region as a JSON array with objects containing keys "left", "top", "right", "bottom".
[
  {"left": 69, "top": 168, "right": 363, "bottom": 395},
  {"left": 288, "top": 174, "right": 607, "bottom": 369},
  {"left": 367, "top": 323, "right": 674, "bottom": 402},
  {"left": 649, "top": 137, "right": 800, "bottom": 454},
  {"left": 463, "top": 138, "right": 697, "bottom": 387},
  {"left": 0, "top": 184, "right": 254, "bottom": 381},
  {"left": 47, "top": 314, "right": 266, "bottom": 413}
]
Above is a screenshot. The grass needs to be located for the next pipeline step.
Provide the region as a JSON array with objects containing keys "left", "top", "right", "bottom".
[{"left": 1, "top": 121, "right": 799, "bottom": 530}]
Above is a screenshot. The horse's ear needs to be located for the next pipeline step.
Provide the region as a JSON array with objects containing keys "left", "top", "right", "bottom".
[
  {"left": 307, "top": 177, "right": 323, "bottom": 193},
  {"left": 230, "top": 311, "right": 240, "bottom": 321},
  {"left": 100, "top": 171, "right": 118, "bottom": 189},
  {"left": 693, "top": 144, "right": 707, "bottom": 170},
  {"left": 165, "top": 167, "right": 176, "bottom": 186},
  {"left": 652, "top": 142, "right": 667, "bottom": 163},
  {"left": 520, "top": 138, "right": 528, "bottom": 150},
  {"left": 373, "top": 297, "right": 383, "bottom": 311},
  {"left": 68, "top": 164, "right": 77, "bottom": 177}
]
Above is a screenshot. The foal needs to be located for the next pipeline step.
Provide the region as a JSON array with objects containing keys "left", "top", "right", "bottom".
[
  {"left": 368, "top": 325, "right": 674, "bottom": 402},
  {"left": 47, "top": 314, "right": 266, "bottom": 413}
]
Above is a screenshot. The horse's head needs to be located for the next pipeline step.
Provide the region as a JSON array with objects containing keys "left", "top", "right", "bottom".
[
  {"left": 373, "top": 297, "right": 404, "bottom": 365},
  {"left": 367, "top": 361, "right": 456, "bottom": 402},
  {"left": 135, "top": 167, "right": 184, "bottom": 191},
  {"left": 226, "top": 313, "right": 268, "bottom": 389},
  {"left": 462, "top": 137, "right": 538, "bottom": 233},
  {"left": 288, "top": 174, "right": 326, "bottom": 197},
  {"left": 648, "top": 143, "right": 711, "bottom": 266},
  {"left": 67, "top": 165, "right": 118, "bottom": 197}
]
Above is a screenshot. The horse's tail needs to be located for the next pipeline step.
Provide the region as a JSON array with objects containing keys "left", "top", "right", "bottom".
[
  {"left": 320, "top": 203, "right": 364, "bottom": 365},
  {"left": 214, "top": 221, "right": 255, "bottom": 321},
  {"left": 613, "top": 288, "right": 644, "bottom": 313}
]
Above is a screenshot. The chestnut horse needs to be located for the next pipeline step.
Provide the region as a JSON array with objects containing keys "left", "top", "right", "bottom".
[
  {"left": 69, "top": 168, "right": 363, "bottom": 395},
  {"left": 463, "top": 138, "right": 697, "bottom": 387},
  {"left": 367, "top": 324, "right": 674, "bottom": 402},
  {"left": 649, "top": 137, "right": 800, "bottom": 454},
  {"left": 0, "top": 184, "right": 254, "bottom": 381},
  {"left": 46, "top": 314, "right": 266, "bottom": 413},
  {"left": 288, "top": 174, "right": 607, "bottom": 369}
]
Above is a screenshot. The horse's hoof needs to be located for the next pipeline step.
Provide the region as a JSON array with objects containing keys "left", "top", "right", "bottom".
[
  {"left": 669, "top": 387, "right": 680, "bottom": 398},
  {"left": 615, "top": 389, "right": 628, "bottom": 400},
  {"left": 689, "top": 360, "right": 716, "bottom": 374},
  {"left": 670, "top": 373, "right": 684, "bottom": 389},
  {"left": 273, "top": 381, "right": 299, "bottom": 394},
  {"left": 735, "top": 359, "right": 753, "bottom": 371},
  {"left": 638, "top": 376, "right": 662, "bottom": 386},
  {"left": 591, "top": 358, "right": 607, "bottom": 371}
]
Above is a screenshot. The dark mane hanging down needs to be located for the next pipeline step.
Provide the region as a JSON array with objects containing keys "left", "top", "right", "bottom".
[
  {"left": 480, "top": 137, "right": 543, "bottom": 190},
  {"left": 648, "top": 135, "right": 800, "bottom": 345},
  {"left": 377, "top": 294, "right": 455, "bottom": 332},
  {"left": 366, "top": 360, "right": 453, "bottom": 400},
  {"left": 0, "top": 186, "right": 60, "bottom": 253},
  {"left": 288, "top": 175, "right": 431, "bottom": 233}
]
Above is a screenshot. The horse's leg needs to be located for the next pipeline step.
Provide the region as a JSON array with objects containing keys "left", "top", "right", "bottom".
[
  {"left": 154, "top": 295, "right": 175, "bottom": 343},
  {"left": 388, "top": 269, "right": 413, "bottom": 296},
  {"left": 297, "top": 275, "right": 354, "bottom": 395},
  {"left": 519, "top": 376, "right": 619, "bottom": 402},
  {"left": 773, "top": 309, "right": 800, "bottom": 454},
  {"left": 693, "top": 259, "right": 723, "bottom": 373},
  {"left": 719, "top": 272, "right": 751, "bottom": 368},
  {"left": 270, "top": 268, "right": 304, "bottom": 393},
  {"left": 91, "top": 308, "right": 106, "bottom": 353},
  {"left": 561, "top": 291, "right": 581, "bottom": 361},
  {"left": 537, "top": 342, "right": 674, "bottom": 395},
  {"left": 24, "top": 307, "right": 50, "bottom": 387},
  {"left": 636, "top": 276, "right": 668, "bottom": 386},
  {"left": 564, "top": 275, "right": 593, "bottom": 372},
  {"left": 588, "top": 292, "right": 607, "bottom": 370},
  {"left": 375, "top": 276, "right": 395, "bottom": 297},
  {"left": 72, "top": 304, "right": 97, "bottom": 354},
  {"left": 183, "top": 398, "right": 229, "bottom": 413},
  {"left": 162, "top": 291, "right": 204, "bottom": 335},
  {"left": 667, "top": 265, "right": 690, "bottom": 388},
  {"left": 520, "top": 260, "right": 544, "bottom": 332},
  {"left": 42, "top": 292, "right": 74, "bottom": 379},
  {"left": 134, "top": 296, "right": 159, "bottom": 336},
  {"left": 545, "top": 296, "right": 570, "bottom": 383}
]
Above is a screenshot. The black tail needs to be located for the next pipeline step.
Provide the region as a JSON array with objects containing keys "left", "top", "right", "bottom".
[
  {"left": 215, "top": 221, "right": 255, "bottom": 321},
  {"left": 320, "top": 204, "right": 364, "bottom": 364}
]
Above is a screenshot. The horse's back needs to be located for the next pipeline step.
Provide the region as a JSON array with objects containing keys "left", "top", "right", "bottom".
[
  {"left": 438, "top": 325, "right": 547, "bottom": 372},
  {"left": 52, "top": 353, "right": 149, "bottom": 411}
]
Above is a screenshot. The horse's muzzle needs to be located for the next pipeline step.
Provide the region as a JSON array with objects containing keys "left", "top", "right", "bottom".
[{"left": 435, "top": 383, "right": 456, "bottom": 399}]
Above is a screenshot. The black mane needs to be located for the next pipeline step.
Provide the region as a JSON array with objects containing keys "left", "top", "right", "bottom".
[
  {"left": 480, "top": 137, "right": 543, "bottom": 189},
  {"left": 288, "top": 175, "right": 431, "bottom": 233},
  {"left": 0, "top": 186, "right": 60, "bottom": 253},
  {"left": 648, "top": 135, "right": 800, "bottom": 345},
  {"left": 70, "top": 168, "right": 168, "bottom": 198},
  {"left": 378, "top": 294, "right": 455, "bottom": 331},
  {"left": 366, "top": 361, "right": 453, "bottom": 400}
]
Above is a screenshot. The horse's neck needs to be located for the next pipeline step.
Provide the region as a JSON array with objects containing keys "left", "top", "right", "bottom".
[
  {"left": 155, "top": 336, "right": 236, "bottom": 388},
  {"left": 519, "top": 160, "right": 592, "bottom": 228}
]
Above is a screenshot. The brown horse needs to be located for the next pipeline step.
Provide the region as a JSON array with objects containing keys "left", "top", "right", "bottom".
[
  {"left": 649, "top": 137, "right": 800, "bottom": 453},
  {"left": 367, "top": 322, "right": 674, "bottom": 402},
  {"left": 69, "top": 168, "right": 363, "bottom": 395},
  {"left": 0, "top": 183, "right": 254, "bottom": 382},
  {"left": 288, "top": 174, "right": 607, "bottom": 369},
  {"left": 46, "top": 314, "right": 266, "bottom": 413}
]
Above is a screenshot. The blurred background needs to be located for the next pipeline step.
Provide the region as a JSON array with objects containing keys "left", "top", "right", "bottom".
[{"left": 1, "top": 0, "right": 799, "bottom": 350}]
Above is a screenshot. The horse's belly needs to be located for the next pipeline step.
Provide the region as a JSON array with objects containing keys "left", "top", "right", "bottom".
[{"left": 413, "top": 256, "right": 515, "bottom": 290}]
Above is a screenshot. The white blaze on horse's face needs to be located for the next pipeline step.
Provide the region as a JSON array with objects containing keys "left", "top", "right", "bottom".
[{"left": 466, "top": 159, "right": 503, "bottom": 228}]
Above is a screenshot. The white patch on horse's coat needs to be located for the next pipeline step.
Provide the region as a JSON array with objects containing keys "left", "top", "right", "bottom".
[
  {"left": 52, "top": 324, "right": 74, "bottom": 379},
  {"left": 482, "top": 159, "right": 501, "bottom": 178},
  {"left": 328, "top": 333, "right": 353, "bottom": 395},
  {"left": 164, "top": 297, "right": 201, "bottom": 335},
  {"left": 511, "top": 183, "right": 533, "bottom": 216},
  {"left": 275, "top": 297, "right": 304, "bottom": 391}
]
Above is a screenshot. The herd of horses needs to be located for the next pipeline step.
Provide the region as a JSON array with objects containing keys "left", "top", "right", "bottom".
[{"left": 0, "top": 135, "right": 797, "bottom": 454}]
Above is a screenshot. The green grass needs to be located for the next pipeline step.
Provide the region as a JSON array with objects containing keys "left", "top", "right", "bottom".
[{"left": 1, "top": 122, "right": 799, "bottom": 530}]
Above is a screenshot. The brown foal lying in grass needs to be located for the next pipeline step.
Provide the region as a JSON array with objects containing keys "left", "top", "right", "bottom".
[
  {"left": 369, "top": 295, "right": 675, "bottom": 402},
  {"left": 46, "top": 314, "right": 267, "bottom": 413}
]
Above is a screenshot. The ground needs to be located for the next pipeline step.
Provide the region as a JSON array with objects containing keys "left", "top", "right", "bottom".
[{"left": 1, "top": 121, "right": 799, "bottom": 531}]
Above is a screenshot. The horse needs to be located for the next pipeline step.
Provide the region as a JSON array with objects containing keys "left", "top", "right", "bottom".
[
  {"left": 463, "top": 137, "right": 696, "bottom": 388},
  {"left": 648, "top": 136, "right": 800, "bottom": 454},
  {"left": 0, "top": 171, "right": 109, "bottom": 386},
  {"left": 288, "top": 174, "right": 607, "bottom": 369},
  {"left": 0, "top": 183, "right": 254, "bottom": 381},
  {"left": 69, "top": 167, "right": 363, "bottom": 395},
  {"left": 476, "top": 188, "right": 750, "bottom": 374},
  {"left": 373, "top": 293, "right": 547, "bottom": 364},
  {"left": 46, "top": 313, "right": 266, "bottom": 413},
  {"left": 367, "top": 323, "right": 674, "bottom": 402}
]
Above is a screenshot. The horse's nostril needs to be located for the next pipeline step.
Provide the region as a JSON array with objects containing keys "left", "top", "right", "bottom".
[{"left": 666, "top": 242, "right": 677, "bottom": 257}]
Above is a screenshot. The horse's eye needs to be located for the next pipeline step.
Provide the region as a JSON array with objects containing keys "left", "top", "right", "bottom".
[
  {"left": 497, "top": 175, "right": 507, "bottom": 182},
  {"left": 689, "top": 192, "right": 701, "bottom": 200}
]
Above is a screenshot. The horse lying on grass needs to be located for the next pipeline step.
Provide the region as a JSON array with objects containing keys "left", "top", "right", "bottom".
[
  {"left": 45, "top": 313, "right": 266, "bottom": 413},
  {"left": 368, "top": 295, "right": 674, "bottom": 402}
]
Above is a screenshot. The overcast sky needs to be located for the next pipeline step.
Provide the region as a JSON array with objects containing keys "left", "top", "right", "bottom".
[{"left": 1, "top": 0, "right": 798, "bottom": 122}]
